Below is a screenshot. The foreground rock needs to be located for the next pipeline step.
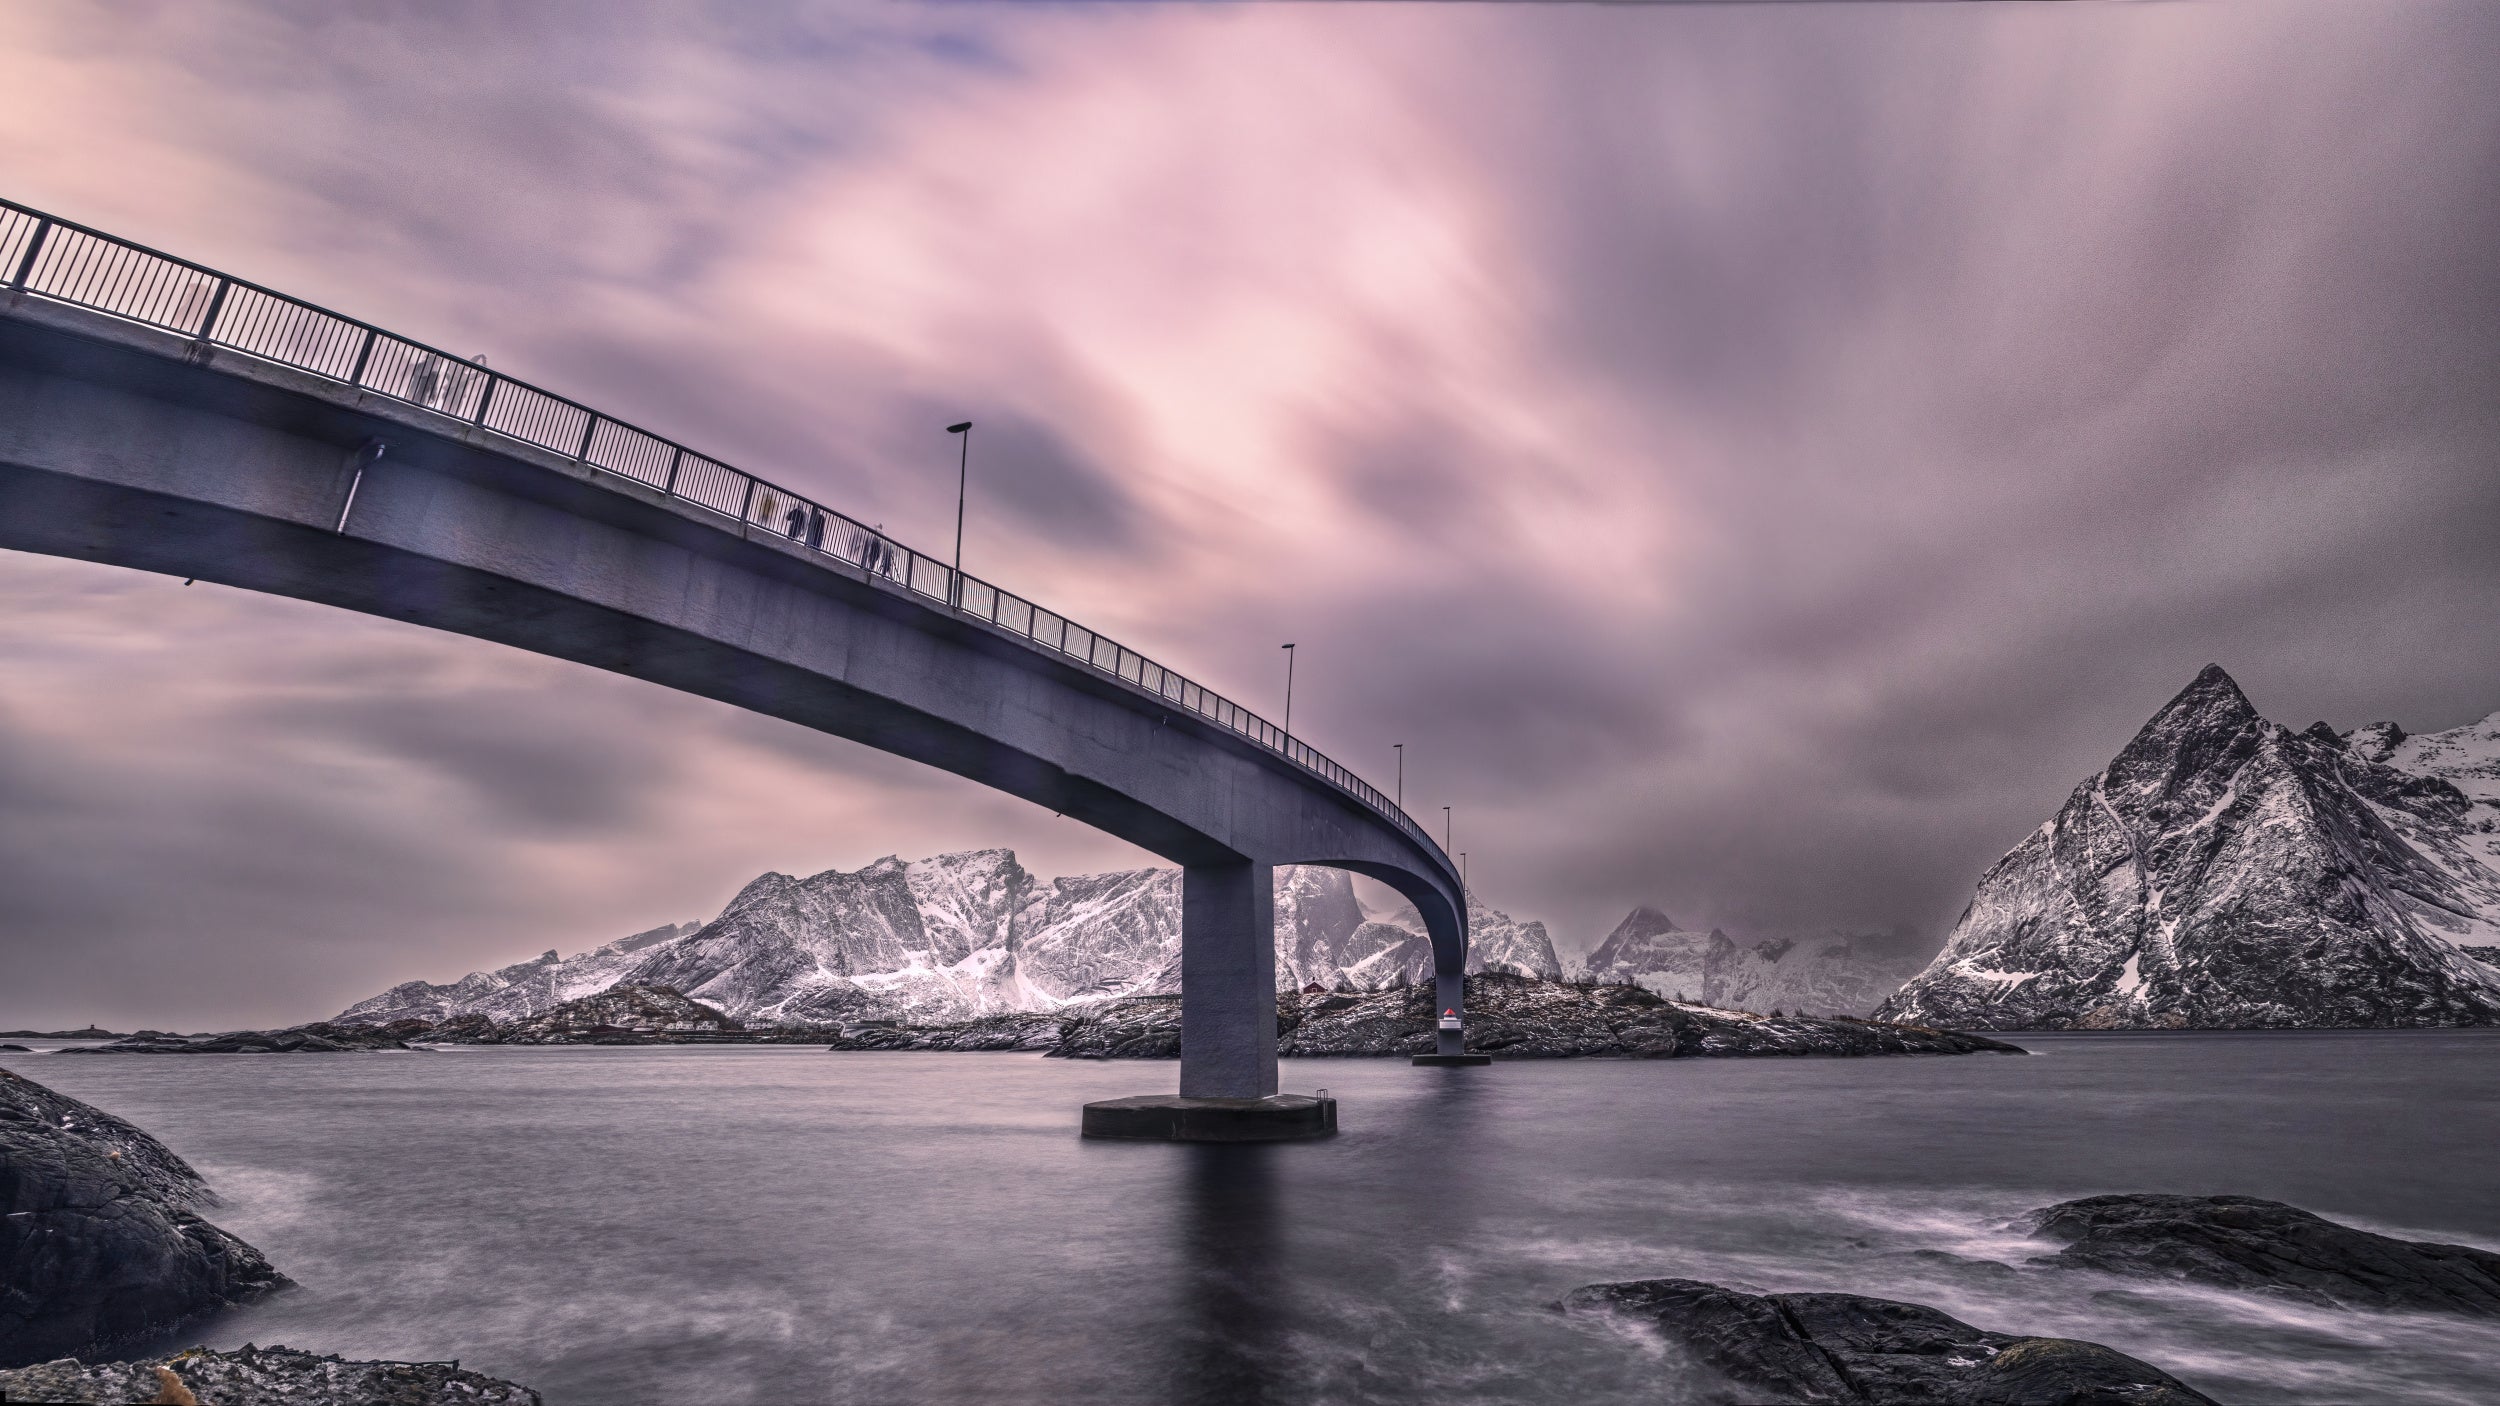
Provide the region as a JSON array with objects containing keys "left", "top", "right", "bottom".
[
  {"left": 0, "top": 1069, "right": 289, "bottom": 1367},
  {"left": 822, "top": 974, "right": 2025, "bottom": 1059},
  {"left": 2023, "top": 1193, "right": 2500, "bottom": 1316},
  {"left": 0, "top": 1344, "right": 539, "bottom": 1405},
  {"left": 63, "top": 1022, "right": 416, "bottom": 1055},
  {"left": 1562, "top": 1277, "right": 2215, "bottom": 1405}
]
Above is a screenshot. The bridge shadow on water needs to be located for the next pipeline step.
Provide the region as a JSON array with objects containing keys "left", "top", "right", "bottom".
[
  {"left": 1171, "top": 1142, "right": 1292, "bottom": 1403},
  {"left": 1165, "top": 1072, "right": 1495, "bottom": 1404}
]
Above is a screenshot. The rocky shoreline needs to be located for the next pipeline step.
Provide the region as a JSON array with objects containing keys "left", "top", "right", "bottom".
[
  {"left": 1, "top": 1067, "right": 544, "bottom": 1403},
  {"left": 829, "top": 973, "right": 2028, "bottom": 1059},
  {"left": 1562, "top": 1277, "right": 2216, "bottom": 1405},
  {"left": 1560, "top": 1193, "right": 2500, "bottom": 1403},
  {"left": 41, "top": 976, "right": 2023, "bottom": 1059},
  {"left": 0, "top": 1345, "right": 541, "bottom": 1406},
  {"left": 0, "top": 1068, "right": 288, "bottom": 1367}
]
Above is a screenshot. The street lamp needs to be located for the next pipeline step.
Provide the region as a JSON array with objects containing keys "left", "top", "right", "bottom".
[
  {"left": 946, "top": 421, "right": 973, "bottom": 607},
  {"left": 1281, "top": 643, "right": 1296, "bottom": 742},
  {"left": 1443, "top": 805, "right": 1452, "bottom": 852},
  {"left": 1394, "top": 743, "right": 1403, "bottom": 810}
]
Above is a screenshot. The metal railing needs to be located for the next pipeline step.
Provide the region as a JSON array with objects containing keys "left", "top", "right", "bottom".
[{"left": 0, "top": 197, "right": 1451, "bottom": 871}]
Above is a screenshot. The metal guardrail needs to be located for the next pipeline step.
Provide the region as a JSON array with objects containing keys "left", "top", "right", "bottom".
[{"left": 0, "top": 197, "right": 1452, "bottom": 873}]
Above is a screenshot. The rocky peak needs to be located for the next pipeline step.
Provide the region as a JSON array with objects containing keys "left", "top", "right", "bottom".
[
  {"left": 2105, "top": 663, "right": 2266, "bottom": 801},
  {"left": 2347, "top": 720, "right": 2408, "bottom": 764},
  {"left": 1612, "top": 905, "right": 1680, "bottom": 943}
]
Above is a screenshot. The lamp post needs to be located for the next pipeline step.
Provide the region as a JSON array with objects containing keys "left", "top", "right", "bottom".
[
  {"left": 1394, "top": 743, "right": 1404, "bottom": 810},
  {"left": 1443, "top": 806, "right": 1452, "bottom": 852},
  {"left": 1461, "top": 852, "right": 1468, "bottom": 893},
  {"left": 946, "top": 421, "right": 973, "bottom": 607},
  {"left": 1281, "top": 643, "right": 1296, "bottom": 742}
]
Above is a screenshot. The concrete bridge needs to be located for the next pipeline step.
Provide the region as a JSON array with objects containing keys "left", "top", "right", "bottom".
[{"left": 0, "top": 199, "right": 1474, "bottom": 1130}]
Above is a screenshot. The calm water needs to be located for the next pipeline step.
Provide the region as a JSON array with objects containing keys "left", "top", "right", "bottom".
[{"left": 8, "top": 1032, "right": 2499, "bottom": 1405}]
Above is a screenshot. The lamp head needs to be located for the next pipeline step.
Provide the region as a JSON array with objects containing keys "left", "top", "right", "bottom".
[{"left": 947, "top": 421, "right": 973, "bottom": 434}]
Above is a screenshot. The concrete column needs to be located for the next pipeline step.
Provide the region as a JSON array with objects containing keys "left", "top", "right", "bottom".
[
  {"left": 1435, "top": 971, "right": 1466, "bottom": 1056},
  {"left": 1180, "top": 860, "right": 1278, "bottom": 1099}
]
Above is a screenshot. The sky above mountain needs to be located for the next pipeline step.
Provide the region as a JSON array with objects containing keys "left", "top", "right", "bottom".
[{"left": 4, "top": 1, "right": 2498, "bottom": 1029}]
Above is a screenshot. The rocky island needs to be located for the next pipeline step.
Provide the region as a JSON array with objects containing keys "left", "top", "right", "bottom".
[{"left": 829, "top": 973, "right": 2026, "bottom": 1059}]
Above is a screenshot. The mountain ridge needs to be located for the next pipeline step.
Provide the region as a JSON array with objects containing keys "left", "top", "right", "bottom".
[{"left": 339, "top": 856, "right": 1563, "bottom": 1028}]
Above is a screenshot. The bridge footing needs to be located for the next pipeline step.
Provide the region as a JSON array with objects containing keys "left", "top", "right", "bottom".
[
  {"left": 1411, "top": 1053, "right": 1493, "bottom": 1066},
  {"left": 1081, "top": 1094, "right": 1336, "bottom": 1142}
]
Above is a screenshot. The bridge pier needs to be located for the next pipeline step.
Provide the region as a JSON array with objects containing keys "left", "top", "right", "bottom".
[
  {"left": 1085, "top": 859, "right": 1344, "bottom": 1141},
  {"left": 1178, "top": 860, "right": 1278, "bottom": 1099}
]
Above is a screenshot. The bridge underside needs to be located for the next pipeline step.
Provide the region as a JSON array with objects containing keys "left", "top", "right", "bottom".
[{"left": 0, "top": 296, "right": 1470, "bottom": 1103}]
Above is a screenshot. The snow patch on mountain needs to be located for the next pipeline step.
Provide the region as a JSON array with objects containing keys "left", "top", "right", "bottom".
[{"left": 339, "top": 854, "right": 1558, "bottom": 1027}]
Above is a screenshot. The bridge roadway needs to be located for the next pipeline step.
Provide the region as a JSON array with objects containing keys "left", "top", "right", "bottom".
[{"left": 0, "top": 209, "right": 1470, "bottom": 1117}]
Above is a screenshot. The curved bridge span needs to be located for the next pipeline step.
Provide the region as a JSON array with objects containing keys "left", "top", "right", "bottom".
[{"left": 0, "top": 198, "right": 1468, "bottom": 1101}]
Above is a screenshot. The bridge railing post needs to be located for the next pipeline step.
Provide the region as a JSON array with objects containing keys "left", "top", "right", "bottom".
[
  {"left": 192, "top": 277, "right": 231, "bottom": 342},
  {"left": 9, "top": 217, "right": 51, "bottom": 290}
]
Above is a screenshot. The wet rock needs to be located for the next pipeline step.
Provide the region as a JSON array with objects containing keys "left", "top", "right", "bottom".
[
  {"left": 2022, "top": 1193, "right": 2500, "bottom": 1316},
  {"left": 0, "top": 1343, "right": 540, "bottom": 1405},
  {"left": 0, "top": 1069, "right": 289, "bottom": 1368},
  {"left": 1561, "top": 1277, "right": 2215, "bottom": 1405},
  {"left": 0, "top": 1045, "right": 28, "bottom": 1053}
]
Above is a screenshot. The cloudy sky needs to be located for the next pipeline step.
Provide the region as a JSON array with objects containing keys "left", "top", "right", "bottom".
[{"left": 4, "top": 0, "right": 2496, "bottom": 1031}]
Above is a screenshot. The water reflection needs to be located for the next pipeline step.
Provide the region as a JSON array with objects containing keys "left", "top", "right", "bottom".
[{"left": 1172, "top": 1142, "right": 1289, "bottom": 1403}]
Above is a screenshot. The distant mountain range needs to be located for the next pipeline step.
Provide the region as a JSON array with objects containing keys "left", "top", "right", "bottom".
[
  {"left": 339, "top": 858, "right": 1564, "bottom": 1028},
  {"left": 1878, "top": 665, "right": 2500, "bottom": 1030},
  {"left": 1573, "top": 907, "right": 1926, "bottom": 1017},
  {"left": 342, "top": 666, "right": 2498, "bottom": 1035}
]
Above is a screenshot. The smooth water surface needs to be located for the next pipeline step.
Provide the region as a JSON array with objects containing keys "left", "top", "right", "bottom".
[{"left": 8, "top": 1032, "right": 2498, "bottom": 1404}]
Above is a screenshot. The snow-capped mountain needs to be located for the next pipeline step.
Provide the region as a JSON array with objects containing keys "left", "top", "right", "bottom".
[
  {"left": 338, "top": 854, "right": 1560, "bottom": 1027},
  {"left": 1876, "top": 666, "right": 2500, "bottom": 1030},
  {"left": 337, "top": 921, "right": 702, "bottom": 1026},
  {"left": 1577, "top": 906, "right": 1921, "bottom": 1016}
]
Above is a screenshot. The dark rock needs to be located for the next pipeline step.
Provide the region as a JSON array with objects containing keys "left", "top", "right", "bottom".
[
  {"left": 0, "top": 1069, "right": 289, "bottom": 1368},
  {"left": 1561, "top": 1277, "right": 2215, "bottom": 1405},
  {"left": 0, "top": 1343, "right": 539, "bottom": 1405},
  {"left": 2021, "top": 1193, "right": 2500, "bottom": 1316},
  {"left": 0, "top": 1028, "right": 121, "bottom": 1040},
  {"left": 0, "top": 1045, "right": 28, "bottom": 1053},
  {"left": 825, "top": 1011, "right": 1068, "bottom": 1052},
  {"left": 488, "top": 985, "right": 743, "bottom": 1045}
]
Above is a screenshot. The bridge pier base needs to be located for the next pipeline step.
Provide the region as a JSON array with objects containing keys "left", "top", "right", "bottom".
[{"left": 1411, "top": 970, "right": 1491, "bottom": 1065}]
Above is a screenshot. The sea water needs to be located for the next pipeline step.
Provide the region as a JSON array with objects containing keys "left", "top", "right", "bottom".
[{"left": 9, "top": 1030, "right": 2497, "bottom": 1404}]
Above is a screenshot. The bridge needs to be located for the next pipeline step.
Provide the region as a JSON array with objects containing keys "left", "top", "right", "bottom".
[{"left": 0, "top": 198, "right": 1476, "bottom": 1133}]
